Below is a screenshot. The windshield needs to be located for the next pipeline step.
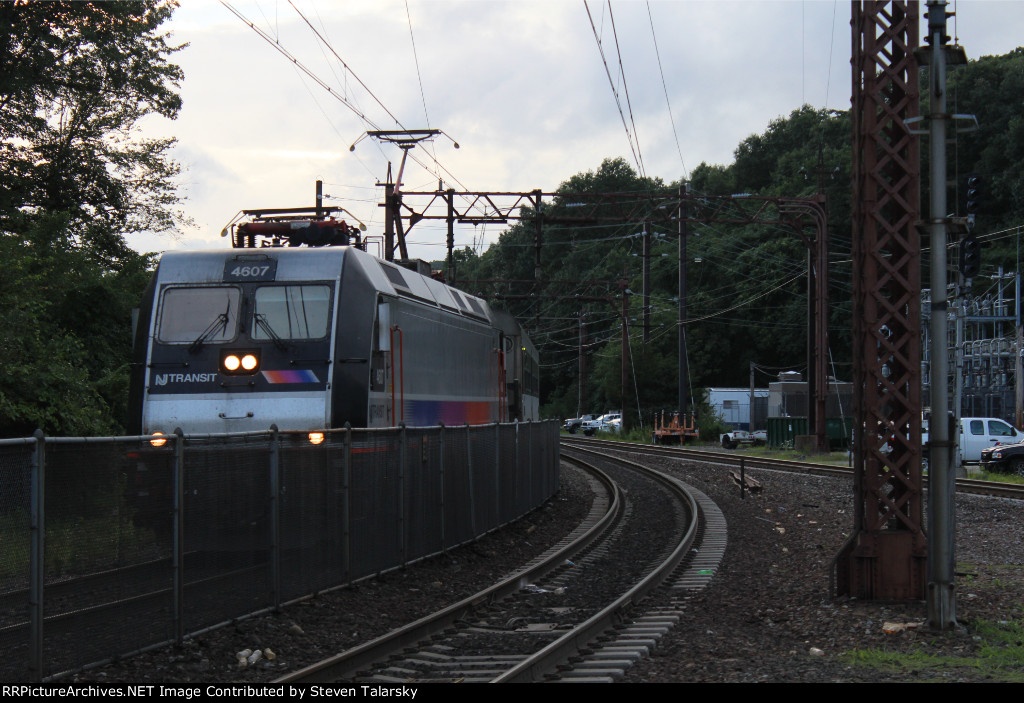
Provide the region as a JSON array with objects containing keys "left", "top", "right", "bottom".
[
  {"left": 157, "top": 287, "right": 240, "bottom": 343},
  {"left": 252, "top": 285, "right": 331, "bottom": 340}
]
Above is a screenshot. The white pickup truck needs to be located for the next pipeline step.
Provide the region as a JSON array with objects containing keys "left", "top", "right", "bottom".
[
  {"left": 720, "top": 429, "right": 767, "bottom": 450},
  {"left": 924, "top": 416, "right": 1024, "bottom": 465}
]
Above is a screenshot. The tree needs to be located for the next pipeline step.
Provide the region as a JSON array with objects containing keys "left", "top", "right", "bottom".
[
  {"left": 944, "top": 49, "right": 1024, "bottom": 273},
  {"left": 1, "top": 1, "right": 186, "bottom": 243},
  {"left": 460, "top": 114, "right": 856, "bottom": 424},
  {"left": 0, "top": 2, "right": 185, "bottom": 436}
]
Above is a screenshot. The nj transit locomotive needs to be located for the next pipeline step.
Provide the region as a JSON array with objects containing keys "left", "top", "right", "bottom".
[{"left": 128, "top": 246, "right": 539, "bottom": 440}]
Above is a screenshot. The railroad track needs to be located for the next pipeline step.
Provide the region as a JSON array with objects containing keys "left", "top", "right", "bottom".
[
  {"left": 275, "top": 449, "right": 726, "bottom": 683},
  {"left": 565, "top": 436, "right": 1024, "bottom": 501},
  {"left": 0, "top": 551, "right": 272, "bottom": 682}
]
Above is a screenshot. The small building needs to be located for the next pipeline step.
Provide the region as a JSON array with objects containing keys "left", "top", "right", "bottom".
[
  {"left": 706, "top": 387, "right": 770, "bottom": 431},
  {"left": 766, "top": 372, "right": 853, "bottom": 418}
]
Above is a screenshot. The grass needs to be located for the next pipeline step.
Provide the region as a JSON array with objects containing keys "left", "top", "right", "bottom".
[
  {"left": 971, "top": 467, "right": 1024, "bottom": 484},
  {"left": 0, "top": 507, "right": 160, "bottom": 581},
  {"left": 844, "top": 563, "right": 1024, "bottom": 682},
  {"left": 843, "top": 618, "right": 1024, "bottom": 682},
  {"left": 740, "top": 444, "right": 852, "bottom": 465}
]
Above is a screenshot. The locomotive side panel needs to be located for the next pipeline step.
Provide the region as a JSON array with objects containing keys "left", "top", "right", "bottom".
[
  {"left": 327, "top": 253, "right": 379, "bottom": 428},
  {"left": 487, "top": 308, "right": 541, "bottom": 421},
  {"left": 381, "top": 296, "right": 500, "bottom": 427}
]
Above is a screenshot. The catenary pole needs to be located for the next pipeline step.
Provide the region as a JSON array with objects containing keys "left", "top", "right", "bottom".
[{"left": 925, "top": 0, "right": 957, "bottom": 631}]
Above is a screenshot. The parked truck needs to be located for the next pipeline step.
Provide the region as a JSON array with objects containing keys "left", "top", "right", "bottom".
[
  {"left": 719, "top": 429, "right": 766, "bottom": 449},
  {"left": 924, "top": 416, "right": 1024, "bottom": 467}
]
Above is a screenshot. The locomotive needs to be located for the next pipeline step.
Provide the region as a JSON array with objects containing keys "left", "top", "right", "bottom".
[{"left": 127, "top": 230, "right": 539, "bottom": 441}]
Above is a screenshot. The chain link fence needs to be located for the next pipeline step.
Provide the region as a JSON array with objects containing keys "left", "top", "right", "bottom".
[{"left": 0, "top": 420, "right": 559, "bottom": 681}]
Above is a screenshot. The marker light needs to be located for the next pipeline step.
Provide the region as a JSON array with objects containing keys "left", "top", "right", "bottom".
[
  {"left": 150, "top": 432, "right": 167, "bottom": 448},
  {"left": 308, "top": 432, "right": 325, "bottom": 445}
]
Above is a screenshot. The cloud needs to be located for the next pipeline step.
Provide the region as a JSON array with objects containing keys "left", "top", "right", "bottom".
[{"left": 143, "top": 0, "right": 1024, "bottom": 260}]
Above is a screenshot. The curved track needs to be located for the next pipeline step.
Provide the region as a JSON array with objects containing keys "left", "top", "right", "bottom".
[
  {"left": 566, "top": 437, "right": 1024, "bottom": 501},
  {"left": 276, "top": 448, "right": 726, "bottom": 683}
]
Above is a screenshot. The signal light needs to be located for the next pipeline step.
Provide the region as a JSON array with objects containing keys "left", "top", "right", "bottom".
[
  {"left": 960, "top": 234, "right": 981, "bottom": 278},
  {"left": 965, "top": 173, "right": 984, "bottom": 218}
]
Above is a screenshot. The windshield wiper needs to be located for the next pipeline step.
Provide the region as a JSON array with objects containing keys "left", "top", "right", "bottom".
[
  {"left": 189, "top": 301, "right": 230, "bottom": 353},
  {"left": 254, "top": 313, "right": 288, "bottom": 351}
]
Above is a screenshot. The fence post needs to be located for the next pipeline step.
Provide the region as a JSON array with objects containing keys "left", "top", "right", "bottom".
[
  {"left": 399, "top": 423, "right": 407, "bottom": 566},
  {"left": 514, "top": 421, "right": 521, "bottom": 515},
  {"left": 740, "top": 456, "right": 746, "bottom": 500},
  {"left": 438, "top": 423, "right": 446, "bottom": 551},
  {"left": 269, "top": 425, "right": 281, "bottom": 610},
  {"left": 527, "top": 421, "right": 534, "bottom": 508},
  {"left": 29, "top": 430, "right": 44, "bottom": 682},
  {"left": 173, "top": 428, "right": 185, "bottom": 645},
  {"left": 343, "top": 423, "right": 352, "bottom": 583},
  {"left": 465, "top": 423, "right": 476, "bottom": 538},
  {"left": 494, "top": 422, "right": 501, "bottom": 525}
]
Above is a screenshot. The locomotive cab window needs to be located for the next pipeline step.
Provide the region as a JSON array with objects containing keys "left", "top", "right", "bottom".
[
  {"left": 157, "top": 287, "right": 241, "bottom": 344},
  {"left": 251, "top": 285, "right": 331, "bottom": 340}
]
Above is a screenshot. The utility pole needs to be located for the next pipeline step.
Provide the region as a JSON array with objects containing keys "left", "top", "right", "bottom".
[
  {"left": 803, "top": 149, "right": 833, "bottom": 452},
  {"left": 446, "top": 188, "right": 456, "bottom": 281},
  {"left": 643, "top": 221, "right": 651, "bottom": 344},
  {"left": 382, "top": 163, "right": 396, "bottom": 261},
  {"left": 578, "top": 313, "right": 587, "bottom": 417},
  {"left": 621, "top": 269, "right": 631, "bottom": 433},
  {"left": 1018, "top": 272, "right": 1023, "bottom": 429},
  {"left": 749, "top": 362, "right": 756, "bottom": 431},
  {"left": 919, "top": 0, "right": 969, "bottom": 630},
  {"left": 678, "top": 183, "right": 688, "bottom": 418}
]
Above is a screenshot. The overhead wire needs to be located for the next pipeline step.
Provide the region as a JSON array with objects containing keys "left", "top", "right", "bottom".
[
  {"left": 645, "top": 1, "right": 687, "bottom": 179},
  {"left": 222, "top": 0, "right": 480, "bottom": 205},
  {"left": 283, "top": 0, "right": 466, "bottom": 187},
  {"left": 404, "top": 0, "right": 436, "bottom": 163},
  {"left": 582, "top": 0, "right": 646, "bottom": 179},
  {"left": 606, "top": 1, "right": 646, "bottom": 179}
]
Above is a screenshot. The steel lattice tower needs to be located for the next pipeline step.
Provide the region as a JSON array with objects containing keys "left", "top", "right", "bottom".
[{"left": 835, "top": 0, "right": 926, "bottom": 600}]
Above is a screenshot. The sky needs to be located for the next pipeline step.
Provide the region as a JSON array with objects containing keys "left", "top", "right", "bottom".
[{"left": 137, "top": 0, "right": 1024, "bottom": 261}]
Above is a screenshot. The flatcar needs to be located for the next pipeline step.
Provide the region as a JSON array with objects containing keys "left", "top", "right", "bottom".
[{"left": 127, "top": 246, "right": 539, "bottom": 441}]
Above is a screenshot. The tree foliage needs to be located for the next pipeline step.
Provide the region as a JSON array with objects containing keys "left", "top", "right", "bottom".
[
  {"left": 0, "top": 1, "right": 184, "bottom": 437},
  {"left": 447, "top": 110, "right": 856, "bottom": 425},
  {"left": 945, "top": 48, "right": 1024, "bottom": 273}
]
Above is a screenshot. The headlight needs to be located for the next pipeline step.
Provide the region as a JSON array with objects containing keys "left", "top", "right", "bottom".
[
  {"left": 308, "top": 432, "right": 325, "bottom": 445},
  {"left": 221, "top": 349, "right": 261, "bottom": 375},
  {"left": 993, "top": 451, "right": 1002, "bottom": 459},
  {"left": 150, "top": 432, "right": 167, "bottom": 447}
]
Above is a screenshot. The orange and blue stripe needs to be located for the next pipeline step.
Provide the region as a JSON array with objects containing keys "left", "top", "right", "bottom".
[{"left": 262, "top": 369, "right": 320, "bottom": 384}]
